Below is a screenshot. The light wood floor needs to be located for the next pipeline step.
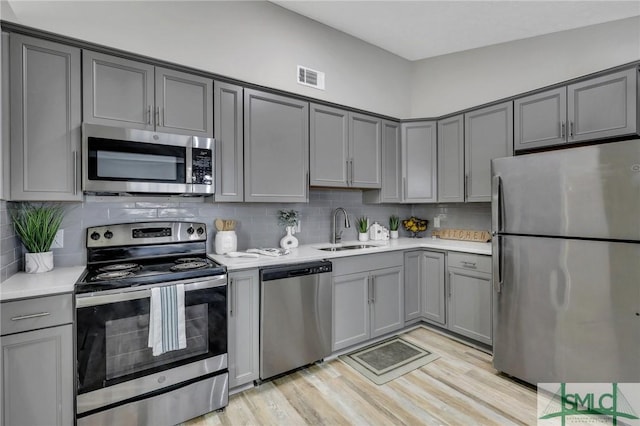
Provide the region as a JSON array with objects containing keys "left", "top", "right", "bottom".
[{"left": 183, "top": 326, "right": 537, "bottom": 425}]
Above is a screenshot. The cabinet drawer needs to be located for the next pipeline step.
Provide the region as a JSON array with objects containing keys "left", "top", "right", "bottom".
[
  {"left": 332, "top": 251, "right": 403, "bottom": 276},
  {"left": 448, "top": 252, "right": 491, "bottom": 274},
  {"left": 1, "top": 294, "right": 73, "bottom": 335}
]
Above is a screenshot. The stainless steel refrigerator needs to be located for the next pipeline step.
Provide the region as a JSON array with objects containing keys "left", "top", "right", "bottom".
[{"left": 491, "top": 139, "right": 640, "bottom": 385}]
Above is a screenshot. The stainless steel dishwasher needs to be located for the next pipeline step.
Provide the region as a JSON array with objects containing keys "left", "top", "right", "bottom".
[{"left": 259, "top": 260, "right": 332, "bottom": 381}]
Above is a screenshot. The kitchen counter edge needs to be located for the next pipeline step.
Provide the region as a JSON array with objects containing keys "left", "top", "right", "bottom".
[
  {"left": 0, "top": 266, "right": 86, "bottom": 302},
  {"left": 209, "top": 238, "right": 491, "bottom": 271}
]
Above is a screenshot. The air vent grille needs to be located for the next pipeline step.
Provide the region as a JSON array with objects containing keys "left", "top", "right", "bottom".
[{"left": 297, "top": 65, "right": 325, "bottom": 90}]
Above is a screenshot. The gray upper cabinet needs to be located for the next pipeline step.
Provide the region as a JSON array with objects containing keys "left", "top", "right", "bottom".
[
  {"left": 515, "top": 68, "right": 638, "bottom": 152},
  {"left": 465, "top": 101, "right": 513, "bottom": 202},
  {"left": 568, "top": 68, "right": 637, "bottom": 143},
  {"left": 83, "top": 51, "right": 154, "bottom": 130},
  {"left": 310, "top": 106, "right": 381, "bottom": 189},
  {"left": 155, "top": 67, "right": 213, "bottom": 137},
  {"left": 214, "top": 81, "right": 244, "bottom": 202},
  {"left": 402, "top": 121, "right": 437, "bottom": 203},
  {"left": 362, "top": 119, "right": 401, "bottom": 203},
  {"left": 437, "top": 115, "right": 464, "bottom": 203},
  {"left": 514, "top": 87, "right": 567, "bottom": 151},
  {"left": 244, "top": 89, "right": 309, "bottom": 203},
  {"left": 350, "top": 112, "right": 382, "bottom": 188},
  {"left": 310, "top": 103, "right": 349, "bottom": 187},
  {"left": 10, "top": 34, "right": 82, "bottom": 201},
  {"left": 83, "top": 51, "right": 213, "bottom": 137}
]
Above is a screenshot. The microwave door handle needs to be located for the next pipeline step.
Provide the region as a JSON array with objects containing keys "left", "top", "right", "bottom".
[{"left": 185, "top": 139, "right": 193, "bottom": 186}]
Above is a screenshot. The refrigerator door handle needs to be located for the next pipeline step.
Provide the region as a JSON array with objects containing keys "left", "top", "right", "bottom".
[
  {"left": 491, "top": 175, "right": 503, "bottom": 234},
  {"left": 492, "top": 235, "right": 504, "bottom": 293}
]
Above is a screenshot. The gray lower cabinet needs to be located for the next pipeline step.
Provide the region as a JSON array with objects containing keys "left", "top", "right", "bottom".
[
  {"left": 309, "top": 105, "right": 381, "bottom": 189},
  {"left": 401, "top": 121, "right": 437, "bottom": 203},
  {"left": 83, "top": 50, "right": 213, "bottom": 137},
  {"left": 1, "top": 294, "right": 73, "bottom": 426},
  {"left": 9, "top": 34, "right": 82, "bottom": 201},
  {"left": 214, "top": 81, "right": 244, "bottom": 202},
  {"left": 447, "top": 252, "right": 492, "bottom": 345},
  {"left": 514, "top": 67, "right": 638, "bottom": 152},
  {"left": 244, "top": 89, "right": 309, "bottom": 202},
  {"left": 465, "top": 101, "right": 513, "bottom": 202},
  {"left": 332, "top": 253, "right": 404, "bottom": 351},
  {"left": 404, "top": 250, "right": 446, "bottom": 325},
  {"left": 227, "top": 269, "right": 259, "bottom": 388},
  {"left": 437, "top": 115, "right": 465, "bottom": 203}
]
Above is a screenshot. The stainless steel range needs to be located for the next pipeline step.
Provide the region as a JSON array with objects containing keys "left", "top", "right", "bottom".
[{"left": 75, "top": 221, "right": 228, "bottom": 426}]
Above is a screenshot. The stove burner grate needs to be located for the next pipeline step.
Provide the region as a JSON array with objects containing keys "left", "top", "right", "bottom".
[
  {"left": 175, "top": 257, "right": 205, "bottom": 264},
  {"left": 91, "top": 271, "right": 136, "bottom": 281},
  {"left": 98, "top": 263, "right": 141, "bottom": 273},
  {"left": 170, "top": 261, "right": 209, "bottom": 272}
]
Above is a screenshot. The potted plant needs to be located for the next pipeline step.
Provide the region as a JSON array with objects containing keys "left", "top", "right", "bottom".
[
  {"left": 356, "top": 216, "right": 369, "bottom": 242},
  {"left": 11, "top": 203, "right": 64, "bottom": 273},
  {"left": 278, "top": 209, "right": 300, "bottom": 249},
  {"left": 389, "top": 215, "right": 400, "bottom": 239}
]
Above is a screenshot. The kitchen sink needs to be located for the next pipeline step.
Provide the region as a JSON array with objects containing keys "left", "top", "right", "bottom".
[{"left": 318, "top": 244, "right": 378, "bottom": 252}]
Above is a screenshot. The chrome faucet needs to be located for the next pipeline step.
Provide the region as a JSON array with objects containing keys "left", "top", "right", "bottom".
[{"left": 332, "top": 207, "right": 351, "bottom": 244}]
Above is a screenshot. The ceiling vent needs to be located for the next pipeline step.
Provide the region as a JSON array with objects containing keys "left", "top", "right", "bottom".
[{"left": 297, "top": 65, "right": 325, "bottom": 90}]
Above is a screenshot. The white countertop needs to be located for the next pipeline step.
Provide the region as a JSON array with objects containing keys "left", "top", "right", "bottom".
[
  {"left": 0, "top": 266, "right": 85, "bottom": 302},
  {"left": 208, "top": 237, "right": 491, "bottom": 271}
]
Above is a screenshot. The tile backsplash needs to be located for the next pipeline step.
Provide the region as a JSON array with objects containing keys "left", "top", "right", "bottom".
[{"left": 0, "top": 190, "right": 491, "bottom": 280}]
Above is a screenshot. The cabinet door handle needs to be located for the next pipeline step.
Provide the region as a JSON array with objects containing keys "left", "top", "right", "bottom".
[
  {"left": 161, "top": 107, "right": 165, "bottom": 127},
  {"left": 367, "top": 276, "right": 372, "bottom": 304},
  {"left": 403, "top": 177, "right": 407, "bottom": 201},
  {"left": 11, "top": 312, "right": 50, "bottom": 321},
  {"left": 346, "top": 160, "right": 351, "bottom": 186},
  {"left": 147, "top": 105, "right": 152, "bottom": 125},
  {"left": 229, "top": 278, "right": 234, "bottom": 317},
  {"left": 371, "top": 276, "right": 375, "bottom": 304},
  {"left": 560, "top": 121, "right": 565, "bottom": 139},
  {"left": 73, "top": 151, "right": 78, "bottom": 195},
  {"left": 569, "top": 121, "right": 574, "bottom": 138},
  {"left": 350, "top": 159, "right": 354, "bottom": 186},
  {"left": 448, "top": 272, "right": 453, "bottom": 297},
  {"left": 155, "top": 106, "right": 160, "bottom": 127},
  {"left": 464, "top": 174, "right": 469, "bottom": 199}
]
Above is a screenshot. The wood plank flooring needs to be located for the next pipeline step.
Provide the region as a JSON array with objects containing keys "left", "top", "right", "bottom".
[{"left": 182, "top": 326, "right": 537, "bottom": 426}]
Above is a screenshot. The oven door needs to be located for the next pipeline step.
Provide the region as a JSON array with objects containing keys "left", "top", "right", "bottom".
[
  {"left": 82, "top": 124, "right": 193, "bottom": 194},
  {"left": 75, "top": 276, "right": 227, "bottom": 415}
]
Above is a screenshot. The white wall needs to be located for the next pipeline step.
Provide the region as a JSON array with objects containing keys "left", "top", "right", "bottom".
[
  {"left": 409, "top": 16, "right": 640, "bottom": 118},
  {"left": 0, "top": 0, "right": 412, "bottom": 118}
]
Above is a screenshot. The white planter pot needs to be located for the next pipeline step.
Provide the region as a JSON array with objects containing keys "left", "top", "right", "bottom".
[
  {"left": 25, "top": 251, "right": 54, "bottom": 273},
  {"left": 358, "top": 232, "right": 369, "bottom": 242},
  {"left": 390, "top": 230, "right": 399, "bottom": 239}
]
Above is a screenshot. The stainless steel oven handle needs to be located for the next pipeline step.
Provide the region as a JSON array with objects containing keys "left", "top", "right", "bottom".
[{"left": 76, "top": 276, "right": 227, "bottom": 308}]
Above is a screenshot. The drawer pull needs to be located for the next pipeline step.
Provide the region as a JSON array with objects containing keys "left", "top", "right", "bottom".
[
  {"left": 11, "top": 312, "right": 51, "bottom": 321},
  {"left": 461, "top": 261, "right": 477, "bottom": 268}
]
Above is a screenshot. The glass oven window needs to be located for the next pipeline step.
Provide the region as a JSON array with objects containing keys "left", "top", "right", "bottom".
[
  {"left": 105, "top": 304, "right": 208, "bottom": 380},
  {"left": 76, "top": 286, "right": 226, "bottom": 395}
]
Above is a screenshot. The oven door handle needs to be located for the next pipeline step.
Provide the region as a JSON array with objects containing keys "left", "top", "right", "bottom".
[{"left": 76, "top": 276, "right": 227, "bottom": 308}]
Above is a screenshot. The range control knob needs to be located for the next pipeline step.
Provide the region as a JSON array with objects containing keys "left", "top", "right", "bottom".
[
  {"left": 196, "top": 227, "right": 205, "bottom": 235},
  {"left": 104, "top": 230, "right": 113, "bottom": 239},
  {"left": 90, "top": 232, "right": 101, "bottom": 241},
  {"left": 187, "top": 227, "right": 195, "bottom": 235}
]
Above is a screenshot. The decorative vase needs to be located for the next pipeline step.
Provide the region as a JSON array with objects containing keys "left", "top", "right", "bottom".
[
  {"left": 390, "top": 230, "right": 399, "bottom": 239},
  {"left": 25, "top": 251, "right": 54, "bottom": 273},
  {"left": 280, "top": 226, "right": 299, "bottom": 249},
  {"left": 358, "top": 232, "right": 369, "bottom": 242}
]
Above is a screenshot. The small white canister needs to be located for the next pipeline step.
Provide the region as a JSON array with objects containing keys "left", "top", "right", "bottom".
[{"left": 214, "top": 231, "right": 237, "bottom": 254}]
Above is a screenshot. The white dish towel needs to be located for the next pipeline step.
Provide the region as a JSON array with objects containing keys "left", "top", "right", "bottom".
[{"left": 148, "top": 284, "right": 187, "bottom": 356}]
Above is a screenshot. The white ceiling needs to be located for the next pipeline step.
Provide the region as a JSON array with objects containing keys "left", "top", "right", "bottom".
[{"left": 271, "top": 1, "right": 640, "bottom": 61}]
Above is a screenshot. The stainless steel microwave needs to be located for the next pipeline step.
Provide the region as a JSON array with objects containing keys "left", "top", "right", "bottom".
[{"left": 82, "top": 124, "right": 214, "bottom": 195}]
